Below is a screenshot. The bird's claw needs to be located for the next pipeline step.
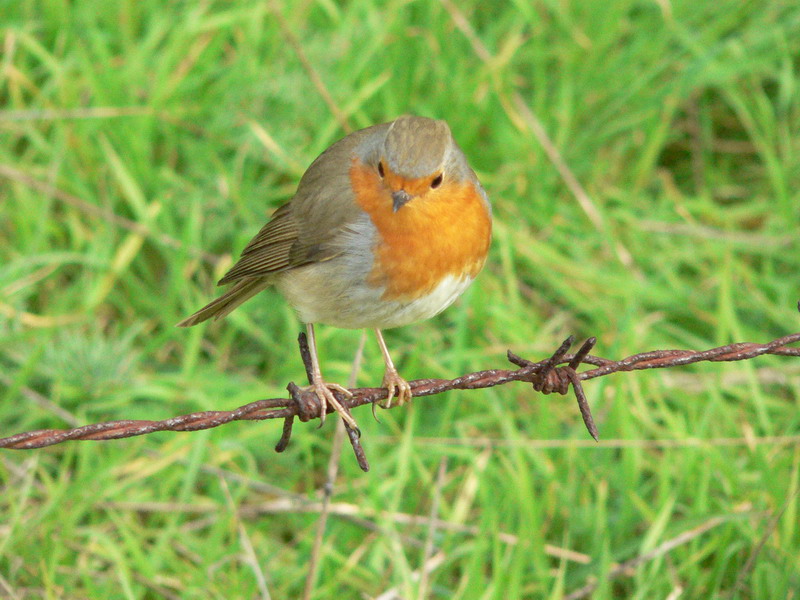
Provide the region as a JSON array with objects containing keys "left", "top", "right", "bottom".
[
  {"left": 304, "top": 381, "right": 357, "bottom": 431},
  {"left": 378, "top": 367, "right": 412, "bottom": 409}
]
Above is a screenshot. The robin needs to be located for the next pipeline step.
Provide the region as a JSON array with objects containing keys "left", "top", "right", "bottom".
[{"left": 178, "top": 115, "right": 492, "bottom": 431}]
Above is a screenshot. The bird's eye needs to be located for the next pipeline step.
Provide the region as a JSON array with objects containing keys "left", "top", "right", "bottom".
[
  {"left": 378, "top": 161, "right": 385, "bottom": 178},
  {"left": 431, "top": 173, "right": 443, "bottom": 189}
]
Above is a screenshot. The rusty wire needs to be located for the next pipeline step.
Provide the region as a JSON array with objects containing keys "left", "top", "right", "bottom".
[{"left": 2, "top": 329, "right": 800, "bottom": 471}]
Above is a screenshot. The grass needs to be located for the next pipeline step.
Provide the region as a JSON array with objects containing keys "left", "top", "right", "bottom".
[{"left": 2, "top": 0, "right": 800, "bottom": 597}]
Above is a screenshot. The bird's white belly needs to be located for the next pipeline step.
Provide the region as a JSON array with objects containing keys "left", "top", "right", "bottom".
[
  {"left": 373, "top": 272, "right": 475, "bottom": 329},
  {"left": 277, "top": 264, "right": 475, "bottom": 329}
]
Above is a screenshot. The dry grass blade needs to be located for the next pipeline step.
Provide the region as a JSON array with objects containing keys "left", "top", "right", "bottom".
[
  {"left": 417, "top": 458, "right": 447, "bottom": 600},
  {"left": 302, "top": 331, "right": 366, "bottom": 600},
  {"left": 99, "top": 497, "right": 592, "bottom": 564},
  {"left": 0, "top": 164, "right": 221, "bottom": 265},
  {"left": 375, "top": 553, "right": 447, "bottom": 600},
  {"left": 0, "top": 106, "right": 157, "bottom": 121},
  {"left": 730, "top": 487, "right": 800, "bottom": 597},
  {"left": 219, "top": 476, "right": 273, "bottom": 600},
  {"left": 267, "top": 0, "right": 351, "bottom": 133},
  {"left": 564, "top": 516, "right": 728, "bottom": 600},
  {"left": 401, "top": 434, "right": 800, "bottom": 450}
]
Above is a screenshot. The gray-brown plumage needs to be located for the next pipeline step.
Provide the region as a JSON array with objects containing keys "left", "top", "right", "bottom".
[
  {"left": 177, "top": 115, "right": 491, "bottom": 426},
  {"left": 176, "top": 122, "right": 388, "bottom": 328}
]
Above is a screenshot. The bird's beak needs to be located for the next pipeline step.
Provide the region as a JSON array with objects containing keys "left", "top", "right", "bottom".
[{"left": 392, "top": 189, "right": 413, "bottom": 212}]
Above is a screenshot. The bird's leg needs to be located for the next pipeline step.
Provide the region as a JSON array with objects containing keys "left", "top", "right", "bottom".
[
  {"left": 303, "top": 323, "right": 357, "bottom": 430},
  {"left": 374, "top": 328, "right": 412, "bottom": 409}
]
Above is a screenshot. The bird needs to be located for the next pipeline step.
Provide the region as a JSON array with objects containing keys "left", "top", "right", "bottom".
[{"left": 178, "top": 115, "right": 492, "bottom": 431}]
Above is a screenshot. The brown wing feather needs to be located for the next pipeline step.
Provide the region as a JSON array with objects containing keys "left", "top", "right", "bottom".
[
  {"left": 176, "top": 278, "right": 270, "bottom": 327},
  {"left": 238, "top": 204, "right": 295, "bottom": 255},
  {"left": 217, "top": 204, "right": 299, "bottom": 284}
]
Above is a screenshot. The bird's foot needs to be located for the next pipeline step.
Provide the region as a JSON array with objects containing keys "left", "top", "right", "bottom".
[
  {"left": 304, "top": 380, "right": 357, "bottom": 432},
  {"left": 379, "top": 367, "right": 412, "bottom": 409}
]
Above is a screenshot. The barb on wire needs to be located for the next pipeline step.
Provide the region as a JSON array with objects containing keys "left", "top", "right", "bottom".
[{"left": 2, "top": 328, "right": 800, "bottom": 470}]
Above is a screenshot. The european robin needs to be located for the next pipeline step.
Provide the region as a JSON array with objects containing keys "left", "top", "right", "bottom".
[{"left": 178, "top": 115, "right": 492, "bottom": 430}]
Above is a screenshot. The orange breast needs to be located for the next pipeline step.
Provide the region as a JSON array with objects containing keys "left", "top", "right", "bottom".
[{"left": 350, "top": 159, "right": 492, "bottom": 302}]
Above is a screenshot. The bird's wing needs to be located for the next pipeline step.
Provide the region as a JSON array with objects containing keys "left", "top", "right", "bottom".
[
  {"left": 216, "top": 203, "right": 299, "bottom": 284},
  {"left": 217, "top": 123, "right": 389, "bottom": 286}
]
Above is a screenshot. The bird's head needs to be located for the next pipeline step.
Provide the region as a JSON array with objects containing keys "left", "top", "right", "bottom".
[{"left": 377, "top": 115, "right": 460, "bottom": 212}]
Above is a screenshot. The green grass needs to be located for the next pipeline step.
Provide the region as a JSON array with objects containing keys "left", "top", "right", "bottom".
[{"left": 2, "top": 0, "right": 800, "bottom": 597}]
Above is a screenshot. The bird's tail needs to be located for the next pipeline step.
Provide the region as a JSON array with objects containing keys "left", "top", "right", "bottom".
[{"left": 176, "top": 278, "right": 271, "bottom": 327}]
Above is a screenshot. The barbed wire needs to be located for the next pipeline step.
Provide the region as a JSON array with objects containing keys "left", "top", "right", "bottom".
[{"left": 2, "top": 328, "right": 800, "bottom": 471}]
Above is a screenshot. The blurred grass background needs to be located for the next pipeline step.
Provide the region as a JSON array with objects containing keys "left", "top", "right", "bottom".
[{"left": 2, "top": 0, "right": 800, "bottom": 598}]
